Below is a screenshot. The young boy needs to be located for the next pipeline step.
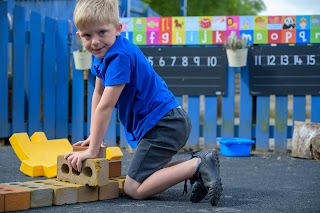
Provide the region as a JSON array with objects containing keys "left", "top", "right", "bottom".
[{"left": 64, "top": 0, "right": 222, "bottom": 206}]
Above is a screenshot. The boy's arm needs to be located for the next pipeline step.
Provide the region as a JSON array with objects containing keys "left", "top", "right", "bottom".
[
  {"left": 65, "top": 80, "right": 125, "bottom": 171},
  {"left": 87, "top": 82, "right": 125, "bottom": 157},
  {"left": 73, "top": 78, "right": 104, "bottom": 146}
]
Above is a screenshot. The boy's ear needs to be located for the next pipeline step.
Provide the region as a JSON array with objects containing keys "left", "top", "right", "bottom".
[
  {"left": 76, "top": 31, "right": 81, "bottom": 38},
  {"left": 116, "top": 24, "right": 122, "bottom": 35}
]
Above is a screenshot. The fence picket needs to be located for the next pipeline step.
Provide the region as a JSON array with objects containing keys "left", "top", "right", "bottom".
[
  {"left": 274, "top": 96, "right": 288, "bottom": 152},
  {"left": 27, "top": 11, "right": 42, "bottom": 135},
  {"left": 221, "top": 67, "right": 235, "bottom": 138},
  {"left": 187, "top": 96, "right": 200, "bottom": 148},
  {"left": 71, "top": 59, "right": 84, "bottom": 143},
  {"left": 239, "top": 65, "right": 252, "bottom": 138},
  {"left": 311, "top": 96, "right": 320, "bottom": 122},
  {"left": 55, "top": 20, "right": 69, "bottom": 138},
  {"left": 255, "top": 96, "right": 270, "bottom": 151},
  {"left": 43, "top": 16, "right": 57, "bottom": 139},
  {"left": 204, "top": 96, "right": 217, "bottom": 147},
  {"left": 12, "top": 6, "right": 26, "bottom": 133},
  {"left": 0, "top": 1, "right": 9, "bottom": 138},
  {"left": 86, "top": 72, "right": 95, "bottom": 137}
]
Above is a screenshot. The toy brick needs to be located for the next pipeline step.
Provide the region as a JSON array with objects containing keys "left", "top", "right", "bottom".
[
  {"left": 2, "top": 182, "right": 53, "bottom": 208},
  {"left": 25, "top": 180, "right": 77, "bottom": 205},
  {"left": 99, "top": 180, "right": 119, "bottom": 200},
  {"left": 0, "top": 184, "right": 30, "bottom": 211},
  {"left": 0, "top": 193, "right": 4, "bottom": 212},
  {"left": 77, "top": 185, "right": 99, "bottom": 203},
  {"left": 57, "top": 155, "right": 109, "bottom": 186},
  {"left": 109, "top": 160, "right": 122, "bottom": 178},
  {"left": 73, "top": 145, "right": 106, "bottom": 158},
  {"left": 110, "top": 176, "right": 126, "bottom": 196},
  {"left": 46, "top": 179, "right": 98, "bottom": 203},
  {"left": 106, "top": 146, "right": 123, "bottom": 160}
]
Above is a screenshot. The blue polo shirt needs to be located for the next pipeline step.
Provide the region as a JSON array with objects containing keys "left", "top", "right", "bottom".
[{"left": 91, "top": 35, "right": 178, "bottom": 149}]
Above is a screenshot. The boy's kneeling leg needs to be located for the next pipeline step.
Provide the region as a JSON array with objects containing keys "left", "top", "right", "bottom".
[{"left": 124, "top": 175, "right": 144, "bottom": 200}]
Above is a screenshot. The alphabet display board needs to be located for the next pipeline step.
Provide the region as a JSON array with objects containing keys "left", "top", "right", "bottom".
[
  {"left": 140, "top": 47, "right": 227, "bottom": 96},
  {"left": 120, "top": 15, "right": 320, "bottom": 46},
  {"left": 249, "top": 45, "right": 320, "bottom": 95}
]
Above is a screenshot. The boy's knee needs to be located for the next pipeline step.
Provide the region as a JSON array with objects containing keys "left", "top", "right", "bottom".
[{"left": 124, "top": 176, "right": 144, "bottom": 200}]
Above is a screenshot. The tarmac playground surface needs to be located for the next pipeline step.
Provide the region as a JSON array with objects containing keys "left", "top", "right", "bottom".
[{"left": 0, "top": 145, "right": 319, "bottom": 213}]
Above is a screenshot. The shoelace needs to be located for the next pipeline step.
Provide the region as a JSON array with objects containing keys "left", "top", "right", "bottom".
[
  {"left": 182, "top": 176, "right": 197, "bottom": 195},
  {"left": 182, "top": 150, "right": 202, "bottom": 195}
]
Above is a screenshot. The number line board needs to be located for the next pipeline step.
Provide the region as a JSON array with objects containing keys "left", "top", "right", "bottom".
[
  {"left": 249, "top": 45, "right": 320, "bottom": 96},
  {"left": 140, "top": 47, "right": 227, "bottom": 96}
]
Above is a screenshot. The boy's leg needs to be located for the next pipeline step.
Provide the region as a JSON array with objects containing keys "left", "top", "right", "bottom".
[
  {"left": 125, "top": 107, "right": 192, "bottom": 199},
  {"left": 124, "top": 157, "right": 198, "bottom": 199}
]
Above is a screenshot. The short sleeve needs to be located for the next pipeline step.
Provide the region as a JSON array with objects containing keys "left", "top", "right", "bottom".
[{"left": 104, "top": 52, "right": 131, "bottom": 86}]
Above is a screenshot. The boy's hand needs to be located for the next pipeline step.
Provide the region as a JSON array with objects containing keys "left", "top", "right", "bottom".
[
  {"left": 64, "top": 149, "right": 95, "bottom": 172},
  {"left": 73, "top": 136, "right": 91, "bottom": 146}
]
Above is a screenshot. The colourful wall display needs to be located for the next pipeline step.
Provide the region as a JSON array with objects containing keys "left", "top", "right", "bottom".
[{"left": 120, "top": 15, "right": 320, "bottom": 45}]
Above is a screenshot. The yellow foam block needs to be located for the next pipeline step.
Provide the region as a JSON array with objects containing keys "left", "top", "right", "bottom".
[
  {"left": 9, "top": 132, "right": 72, "bottom": 178},
  {"left": 106, "top": 146, "right": 123, "bottom": 160}
]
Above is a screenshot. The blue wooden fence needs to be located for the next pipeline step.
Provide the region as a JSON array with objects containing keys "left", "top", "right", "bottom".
[{"left": 1, "top": 2, "right": 319, "bottom": 152}]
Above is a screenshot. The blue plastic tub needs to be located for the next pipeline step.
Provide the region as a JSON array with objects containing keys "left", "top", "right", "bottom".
[{"left": 218, "top": 138, "right": 255, "bottom": 157}]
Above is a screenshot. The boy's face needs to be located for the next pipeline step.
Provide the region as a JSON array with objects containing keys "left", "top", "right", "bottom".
[{"left": 77, "top": 22, "right": 122, "bottom": 58}]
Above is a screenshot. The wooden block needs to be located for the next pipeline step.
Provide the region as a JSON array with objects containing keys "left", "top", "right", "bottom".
[
  {"left": 106, "top": 146, "right": 123, "bottom": 160},
  {"left": 77, "top": 185, "right": 99, "bottom": 203},
  {"left": 57, "top": 155, "right": 109, "bottom": 186},
  {"left": 25, "top": 180, "right": 77, "bottom": 205},
  {"left": 0, "top": 193, "right": 4, "bottom": 212},
  {"left": 2, "top": 182, "right": 53, "bottom": 208},
  {"left": 73, "top": 145, "right": 106, "bottom": 158},
  {"left": 99, "top": 180, "right": 119, "bottom": 200},
  {"left": 109, "top": 160, "right": 122, "bottom": 178},
  {"left": 0, "top": 184, "right": 30, "bottom": 211}
]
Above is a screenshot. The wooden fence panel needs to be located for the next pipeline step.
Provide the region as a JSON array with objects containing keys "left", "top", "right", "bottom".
[
  {"left": 203, "top": 96, "right": 218, "bottom": 147},
  {"left": 43, "top": 16, "right": 57, "bottom": 139},
  {"left": 104, "top": 109, "right": 117, "bottom": 146},
  {"left": 12, "top": 6, "right": 26, "bottom": 133},
  {"left": 239, "top": 65, "right": 252, "bottom": 138},
  {"left": 255, "top": 96, "right": 270, "bottom": 151},
  {"left": 187, "top": 96, "right": 200, "bottom": 148},
  {"left": 27, "top": 11, "right": 42, "bottom": 135},
  {"left": 221, "top": 67, "right": 235, "bottom": 138},
  {"left": 311, "top": 96, "right": 320, "bottom": 122},
  {"left": 292, "top": 96, "right": 306, "bottom": 124},
  {"left": 86, "top": 72, "right": 95, "bottom": 137},
  {"left": 274, "top": 96, "right": 288, "bottom": 152},
  {"left": 0, "top": 1, "right": 9, "bottom": 138},
  {"left": 55, "top": 20, "right": 69, "bottom": 138},
  {"left": 71, "top": 57, "right": 84, "bottom": 143}
]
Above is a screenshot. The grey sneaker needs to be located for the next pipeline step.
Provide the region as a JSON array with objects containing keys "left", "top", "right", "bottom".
[{"left": 190, "top": 149, "right": 223, "bottom": 206}]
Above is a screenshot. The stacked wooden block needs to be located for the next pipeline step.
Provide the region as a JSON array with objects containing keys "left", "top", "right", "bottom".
[{"left": 0, "top": 146, "right": 126, "bottom": 212}]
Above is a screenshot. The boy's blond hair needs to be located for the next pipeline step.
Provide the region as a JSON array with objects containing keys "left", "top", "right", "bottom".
[{"left": 74, "top": 0, "right": 120, "bottom": 30}]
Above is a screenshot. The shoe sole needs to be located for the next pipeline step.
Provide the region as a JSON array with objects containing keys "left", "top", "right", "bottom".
[
  {"left": 209, "top": 150, "right": 223, "bottom": 206},
  {"left": 210, "top": 178, "right": 223, "bottom": 206}
]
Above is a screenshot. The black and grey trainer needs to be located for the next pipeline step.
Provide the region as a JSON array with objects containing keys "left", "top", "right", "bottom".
[{"left": 190, "top": 149, "right": 223, "bottom": 206}]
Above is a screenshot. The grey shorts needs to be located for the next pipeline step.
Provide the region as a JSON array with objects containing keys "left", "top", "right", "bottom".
[{"left": 127, "top": 107, "right": 192, "bottom": 183}]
